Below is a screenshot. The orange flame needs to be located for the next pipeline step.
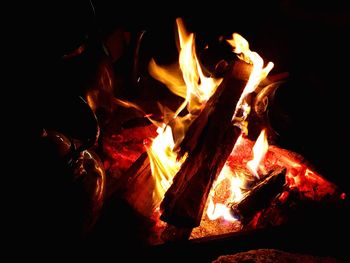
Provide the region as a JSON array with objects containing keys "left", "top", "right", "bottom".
[
  {"left": 206, "top": 164, "right": 246, "bottom": 221},
  {"left": 227, "top": 33, "right": 274, "bottom": 133},
  {"left": 149, "top": 18, "right": 222, "bottom": 117},
  {"left": 204, "top": 34, "right": 275, "bottom": 221},
  {"left": 146, "top": 18, "right": 222, "bottom": 209},
  {"left": 106, "top": 19, "right": 343, "bottom": 231},
  {"left": 247, "top": 129, "right": 269, "bottom": 178},
  {"left": 147, "top": 125, "right": 185, "bottom": 205},
  {"left": 147, "top": 20, "right": 276, "bottom": 221}
]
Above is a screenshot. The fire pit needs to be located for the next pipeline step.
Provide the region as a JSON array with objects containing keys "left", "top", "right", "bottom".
[{"left": 30, "top": 2, "right": 350, "bottom": 262}]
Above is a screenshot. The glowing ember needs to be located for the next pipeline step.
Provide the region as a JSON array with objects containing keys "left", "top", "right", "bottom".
[
  {"left": 103, "top": 18, "right": 345, "bottom": 240},
  {"left": 147, "top": 18, "right": 277, "bottom": 222},
  {"left": 206, "top": 165, "right": 246, "bottom": 221},
  {"left": 203, "top": 33, "right": 275, "bottom": 221},
  {"left": 205, "top": 129, "right": 269, "bottom": 222}
]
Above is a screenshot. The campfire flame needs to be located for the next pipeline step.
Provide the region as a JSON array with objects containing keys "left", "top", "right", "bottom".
[
  {"left": 206, "top": 164, "right": 245, "bottom": 221},
  {"left": 149, "top": 18, "right": 222, "bottom": 117},
  {"left": 147, "top": 125, "right": 185, "bottom": 204},
  {"left": 207, "top": 129, "right": 269, "bottom": 221},
  {"left": 227, "top": 34, "right": 274, "bottom": 128},
  {"left": 105, "top": 18, "right": 344, "bottom": 231},
  {"left": 147, "top": 18, "right": 223, "bottom": 207},
  {"left": 247, "top": 129, "right": 269, "bottom": 178},
  {"left": 147, "top": 18, "right": 277, "bottom": 220}
]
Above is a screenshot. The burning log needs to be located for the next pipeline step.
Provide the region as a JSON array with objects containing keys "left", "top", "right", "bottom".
[
  {"left": 160, "top": 61, "right": 252, "bottom": 227},
  {"left": 176, "top": 60, "right": 251, "bottom": 159},
  {"left": 230, "top": 167, "right": 286, "bottom": 224}
]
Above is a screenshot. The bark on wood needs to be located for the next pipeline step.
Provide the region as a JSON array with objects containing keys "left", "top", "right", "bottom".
[
  {"left": 160, "top": 61, "right": 252, "bottom": 227},
  {"left": 230, "top": 167, "right": 286, "bottom": 224}
]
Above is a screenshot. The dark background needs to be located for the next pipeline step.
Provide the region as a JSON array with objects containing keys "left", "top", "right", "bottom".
[{"left": 19, "top": 0, "right": 350, "bottom": 260}]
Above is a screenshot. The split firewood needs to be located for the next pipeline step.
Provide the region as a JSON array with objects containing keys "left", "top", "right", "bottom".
[
  {"left": 176, "top": 64, "right": 288, "bottom": 158},
  {"left": 161, "top": 125, "right": 240, "bottom": 227},
  {"left": 176, "top": 60, "right": 251, "bottom": 159},
  {"left": 230, "top": 167, "right": 286, "bottom": 225},
  {"left": 160, "top": 60, "right": 252, "bottom": 227}
]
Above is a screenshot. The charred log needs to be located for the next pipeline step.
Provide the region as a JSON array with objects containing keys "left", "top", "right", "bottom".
[
  {"left": 161, "top": 126, "right": 240, "bottom": 227},
  {"left": 230, "top": 167, "right": 286, "bottom": 225},
  {"left": 160, "top": 61, "right": 252, "bottom": 227}
]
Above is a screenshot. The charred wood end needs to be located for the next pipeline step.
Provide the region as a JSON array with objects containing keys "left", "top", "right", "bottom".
[{"left": 230, "top": 167, "right": 286, "bottom": 224}]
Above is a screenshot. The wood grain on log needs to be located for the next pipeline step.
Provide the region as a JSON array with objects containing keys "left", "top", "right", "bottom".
[
  {"left": 230, "top": 167, "right": 286, "bottom": 224},
  {"left": 160, "top": 61, "right": 252, "bottom": 227}
]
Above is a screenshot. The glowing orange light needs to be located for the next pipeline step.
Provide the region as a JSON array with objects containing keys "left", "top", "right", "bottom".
[
  {"left": 142, "top": 18, "right": 338, "bottom": 227},
  {"left": 227, "top": 33, "right": 274, "bottom": 134},
  {"left": 247, "top": 129, "right": 269, "bottom": 178},
  {"left": 146, "top": 18, "right": 222, "bottom": 210}
]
